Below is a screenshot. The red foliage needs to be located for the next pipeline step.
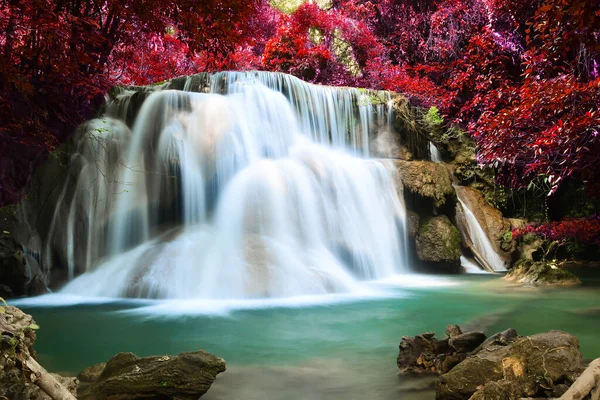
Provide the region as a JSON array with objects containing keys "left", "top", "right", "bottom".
[
  {"left": 1, "top": 0, "right": 600, "bottom": 207},
  {"left": 0, "top": 0, "right": 264, "bottom": 205},
  {"left": 513, "top": 216, "right": 600, "bottom": 247}
]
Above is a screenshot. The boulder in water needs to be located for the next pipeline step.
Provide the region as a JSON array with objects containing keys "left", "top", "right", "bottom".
[
  {"left": 81, "top": 350, "right": 226, "bottom": 400},
  {"left": 505, "top": 260, "right": 581, "bottom": 286},
  {"left": 436, "top": 330, "right": 583, "bottom": 400},
  {"left": 397, "top": 325, "right": 486, "bottom": 375},
  {"left": 415, "top": 216, "right": 462, "bottom": 266}
]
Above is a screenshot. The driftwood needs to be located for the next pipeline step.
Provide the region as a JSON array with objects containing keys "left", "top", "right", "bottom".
[
  {"left": 560, "top": 358, "right": 600, "bottom": 400},
  {"left": 23, "top": 356, "right": 77, "bottom": 400},
  {"left": 0, "top": 305, "right": 76, "bottom": 400}
]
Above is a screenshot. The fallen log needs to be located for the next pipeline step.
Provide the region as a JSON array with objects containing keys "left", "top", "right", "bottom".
[{"left": 560, "top": 358, "right": 600, "bottom": 400}]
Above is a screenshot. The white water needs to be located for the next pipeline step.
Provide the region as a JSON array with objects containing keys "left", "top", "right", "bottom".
[
  {"left": 456, "top": 189, "right": 507, "bottom": 272},
  {"left": 54, "top": 72, "right": 410, "bottom": 300},
  {"left": 429, "top": 142, "right": 442, "bottom": 163},
  {"left": 460, "top": 256, "right": 489, "bottom": 274}
]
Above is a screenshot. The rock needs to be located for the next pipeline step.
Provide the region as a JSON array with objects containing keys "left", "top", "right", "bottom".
[
  {"left": 448, "top": 331, "right": 486, "bottom": 353},
  {"left": 77, "top": 363, "right": 106, "bottom": 383},
  {"left": 398, "top": 326, "right": 486, "bottom": 376},
  {"left": 0, "top": 306, "right": 39, "bottom": 399},
  {"left": 0, "top": 233, "right": 48, "bottom": 298},
  {"left": 505, "top": 260, "right": 582, "bottom": 286},
  {"left": 407, "top": 211, "right": 420, "bottom": 239},
  {"left": 0, "top": 284, "right": 12, "bottom": 298},
  {"left": 454, "top": 186, "right": 512, "bottom": 265},
  {"left": 81, "top": 350, "right": 226, "bottom": 400},
  {"left": 0, "top": 235, "right": 30, "bottom": 297},
  {"left": 468, "top": 380, "right": 522, "bottom": 400},
  {"left": 436, "top": 330, "right": 583, "bottom": 400},
  {"left": 445, "top": 325, "right": 462, "bottom": 338},
  {"left": 416, "top": 216, "right": 462, "bottom": 264},
  {"left": 472, "top": 328, "right": 519, "bottom": 354},
  {"left": 392, "top": 160, "right": 454, "bottom": 207}
]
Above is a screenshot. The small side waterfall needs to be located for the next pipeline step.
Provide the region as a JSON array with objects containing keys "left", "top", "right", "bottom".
[
  {"left": 49, "top": 72, "right": 410, "bottom": 299},
  {"left": 429, "top": 142, "right": 442, "bottom": 163},
  {"left": 455, "top": 187, "right": 507, "bottom": 272}
]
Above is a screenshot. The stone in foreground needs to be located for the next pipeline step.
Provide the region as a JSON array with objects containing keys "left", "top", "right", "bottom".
[
  {"left": 436, "top": 330, "right": 583, "bottom": 400},
  {"left": 80, "top": 350, "right": 226, "bottom": 400},
  {"left": 397, "top": 325, "right": 486, "bottom": 375}
]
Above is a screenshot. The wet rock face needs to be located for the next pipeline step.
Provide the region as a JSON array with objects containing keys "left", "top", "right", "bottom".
[
  {"left": 0, "top": 225, "right": 48, "bottom": 299},
  {"left": 81, "top": 350, "right": 226, "bottom": 400},
  {"left": 415, "top": 216, "right": 462, "bottom": 264},
  {"left": 392, "top": 160, "right": 454, "bottom": 208},
  {"left": 454, "top": 186, "right": 512, "bottom": 264},
  {"left": 435, "top": 329, "right": 583, "bottom": 400},
  {"left": 397, "top": 325, "right": 486, "bottom": 375},
  {"left": 505, "top": 260, "right": 582, "bottom": 286}
]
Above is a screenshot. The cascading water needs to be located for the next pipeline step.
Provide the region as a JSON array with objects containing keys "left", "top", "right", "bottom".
[
  {"left": 429, "top": 142, "right": 442, "bottom": 163},
  {"left": 53, "top": 72, "right": 410, "bottom": 299},
  {"left": 455, "top": 187, "right": 507, "bottom": 272}
]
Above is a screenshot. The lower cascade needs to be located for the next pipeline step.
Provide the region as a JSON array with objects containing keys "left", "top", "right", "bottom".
[
  {"left": 455, "top": 187, "right": 507, "bottom": 272},
  {"left": 56, "top": 72, "right": 410, "bottom": 299}
]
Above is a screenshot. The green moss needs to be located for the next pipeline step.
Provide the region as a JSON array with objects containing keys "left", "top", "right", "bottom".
[
  {"left": 416, "top": 216, "right": 461, "bottom": 262},
  {"left": 506, "top": 260, "right": 581, "bottom": 286}
]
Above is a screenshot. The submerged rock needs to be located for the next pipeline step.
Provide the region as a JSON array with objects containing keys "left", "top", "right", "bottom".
[
  {"left": 505, "top": 260, "right": 582, "bottom": 286},
  {"left": 81, "top": 350, "right": 226, "bottom": 400},
  {"left": 435, "top": 329, "right": 583, "bottom": 400},
  {"left": 415, "top": 216, "right": 462, "bottom": 265}
]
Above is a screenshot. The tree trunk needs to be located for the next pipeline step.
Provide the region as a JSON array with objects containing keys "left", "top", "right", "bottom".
[
  {"left": 560, "top": 358, "right": 600, "bottom": 400},
  {"left": 23, "top": 353, "right": 77, "bottom": 400}
]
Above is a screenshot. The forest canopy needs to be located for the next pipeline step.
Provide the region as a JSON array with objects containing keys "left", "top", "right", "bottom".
[{"left": 1, "top": 0, "right": 599, "bottom": 208}]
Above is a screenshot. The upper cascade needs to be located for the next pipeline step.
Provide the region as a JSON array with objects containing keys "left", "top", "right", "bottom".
[{"left": 43, "top": 71, "right": 410, "bottom": 299}]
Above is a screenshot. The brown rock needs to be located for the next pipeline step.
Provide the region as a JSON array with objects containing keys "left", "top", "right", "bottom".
[
  {"left": 81, "top": 350, "right": 226, "bottom": 400},
  {"left": 392, "top": 160, "right": 454, "bottom": 207},
  {"left": 436, "top": 330, "right": 583, "bottom": 400},
  {"left": 416, "top": 216, "right": 462, "bottom": 264},
  {"left": 454, "top": 186, "right": 511, "bottom": 265}
]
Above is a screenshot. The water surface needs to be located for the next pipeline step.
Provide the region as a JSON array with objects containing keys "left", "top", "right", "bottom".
[{"left": 16, "top": 274, "right": 600, "bottom": 400}]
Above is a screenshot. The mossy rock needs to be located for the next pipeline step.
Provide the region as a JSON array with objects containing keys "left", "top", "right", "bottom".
[
  {"left": 436, "top": 330, "right": 582, "bottom": 400},
  {"left": 505, "top": 260, "right": 581, "bottom": 286},
  {"left": 416, "top": 216, "right": 462, "bottom": 263},
  {"left": 392, "top": 160, "right": 454, "bottom": 207},
  {"left": 81, "top": 350, "right": 226, "bottom": 400}
]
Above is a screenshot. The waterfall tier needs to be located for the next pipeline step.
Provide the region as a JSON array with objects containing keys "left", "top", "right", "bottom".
[{"left": 49, "top": 72, "right": 410, "bottom": 299}]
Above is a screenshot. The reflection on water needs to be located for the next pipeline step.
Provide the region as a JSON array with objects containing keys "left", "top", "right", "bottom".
[{"left": 15, "top": 274, "right": 600, "bottom": 400}]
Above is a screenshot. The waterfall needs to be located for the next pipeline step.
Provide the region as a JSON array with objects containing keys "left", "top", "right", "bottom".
[
  {"left": 52, "top": 72, "right": 409, "bottom": 299},
  {"left": 455, "top": 188, "right": 507, "bottom": 272},
  {"left": 429, "top": 142, "right": 442, "bottom": 163}
]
